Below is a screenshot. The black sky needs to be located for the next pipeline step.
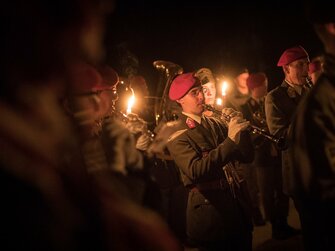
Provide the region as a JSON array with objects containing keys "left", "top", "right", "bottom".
[{"left": 105, "top": 0, "right": 323, "bottom": 93}]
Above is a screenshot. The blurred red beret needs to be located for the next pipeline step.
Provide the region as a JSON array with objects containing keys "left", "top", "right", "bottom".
[
  {"left": 277, "top": 46, "right": 309, "bottom": 66},
  {"left": 98, "top": 65, "right": 119, "bottom": 87},
  {"left": 169, "top": 73, "right": 199, "bottom": 101},
  {"left": 308, "top": 60, "right": 322, "bottom": 74},
  {"left": 130, "top": 75, "right": 147, "bottom": 88},
  {"left": 246, "top": 73, "right": 267, "bottom": 90},
  {"left": 70, "top": 63, "right": 113, "bottom": 95}
]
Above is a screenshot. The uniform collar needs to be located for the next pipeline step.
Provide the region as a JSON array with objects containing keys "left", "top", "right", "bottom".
[
  {"left": 182, "top": 112, "right": 202, "bottom": 125},
  {"left": 284, "top": 80, "right": 303, "bottom": 95}
]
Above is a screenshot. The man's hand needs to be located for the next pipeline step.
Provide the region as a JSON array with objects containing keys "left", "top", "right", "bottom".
[
  {"left": 125, "top": 113, "right": 147, "bottom": 134},
  {"left": 104, "top": 119, "right": 143, "bottom": 175},
  {"left": 124, "top": 113, "right": 152, "bottom": 151},
  {"left": 222, "top": 108, "right": 250, "bottom": 144}
]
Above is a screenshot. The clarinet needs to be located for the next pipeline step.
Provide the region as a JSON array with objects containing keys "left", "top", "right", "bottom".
[{"left": 202, "top": 104, "right": 286, "bottom": 149}]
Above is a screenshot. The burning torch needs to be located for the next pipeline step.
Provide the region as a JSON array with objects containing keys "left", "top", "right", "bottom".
[{"left": 216, "top": 80, "right": 228, "bottom": 107}]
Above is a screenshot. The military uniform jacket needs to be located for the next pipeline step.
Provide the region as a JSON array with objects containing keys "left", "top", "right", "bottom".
[
  {"left": 265, "top": 81, "right": 306, "bottom": 139},
  {"left": 265, "top": 80, "right": 309, "bottom": 195},
  {"left": 290, "top": 54, "right": 335, "bottom": 201},
  {"left": 167, "top": 113, "right": 254, "bottom": 242}
]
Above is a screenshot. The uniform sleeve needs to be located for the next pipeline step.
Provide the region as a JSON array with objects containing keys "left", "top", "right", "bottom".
[
  {"left": 167, "top": 132, "right": 245, "bottom": 183},
  {"left": 233, "top": 131, "right": 254, "bottom": 163},
  {"left": 307, "top": 88, "right": 335, "bottom": 200},
  {"left": 265, "top": 92, "right": 289, "bottom": 139}
]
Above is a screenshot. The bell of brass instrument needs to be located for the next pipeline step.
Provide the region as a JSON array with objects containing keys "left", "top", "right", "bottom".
[
  {"left": 202, "top": 104, "right": 286, "bottom": 149},
  {"left": 153, "top": 60, "right": 183, "bottom": 78},
  {"left": 153, "top": 60, "right": 183, "bottom": 125}
]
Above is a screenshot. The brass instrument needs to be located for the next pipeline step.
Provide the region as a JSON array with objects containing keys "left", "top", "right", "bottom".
[
  {"left": 112, "top": 107, "right": 184, "bottom": 159},
  {"left": 116, "top": 110, "right": 155, "bottom": 141},
  {"left": 202, "top": 104, "right": 286, "bottom": 149},
  {"left": 153, "top": 60, "right": 183, "bottom": 125}
]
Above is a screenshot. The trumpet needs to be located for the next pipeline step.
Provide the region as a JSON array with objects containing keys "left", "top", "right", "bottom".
[{"left": 202, "top": 104, "right": 285, "bottom": 149}]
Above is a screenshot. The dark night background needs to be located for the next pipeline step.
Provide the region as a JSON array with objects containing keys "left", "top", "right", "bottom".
[{"left": 104, "top": 0, "right": 323, "bottom": 95}]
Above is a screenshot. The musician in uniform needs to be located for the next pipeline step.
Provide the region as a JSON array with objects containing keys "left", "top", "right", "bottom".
[
  {"left": 241, "top": 72, "right": 294, "bottom": 239},
  {"left": 167, "top": 72, "right": 254, "bottom": 251},
  {"left": 66, "top": 62, "right": 149, "bottom": 201},
  {"left": 265, "top": 45, "right": 311, "bottom": 239},
  {"left": 96, "top": 66, "right": 165, "bottom": 211}
]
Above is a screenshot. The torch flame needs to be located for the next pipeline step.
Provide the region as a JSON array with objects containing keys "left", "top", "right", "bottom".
[
  {"left": 216, "top": 98, "right": 222, "bottom": 106},
  {"left": 222, "top": 81, "right": 228, "bottom": 97},
  {"left": 126, "top": 91, "right": 135, "bottom": 114}
]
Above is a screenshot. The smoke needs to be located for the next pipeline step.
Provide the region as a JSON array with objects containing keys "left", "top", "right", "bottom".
[{"left": 117, "top": 43, "right": 139, "bottom": 79}]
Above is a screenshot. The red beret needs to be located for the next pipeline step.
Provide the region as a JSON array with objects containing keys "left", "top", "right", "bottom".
[
  {"left": 246, "top": 73, "right": 267, "bottom": 90},
  {"left": 169, "top": 73, "right": 199, "bottom": 100},
  {"left": 130, "top": 75, "right": 147, "bottom": 88},
  {"left": 98, "top": 65, "right": 119, "bottom": 87},
  {"left": 71, "top": 63, "right": 112, "bottom": 95},
  {"left": 277, "top": 46, "right": 309, "bottom": 66},
  {"left": 308, "top": 60, "right": 322, "bottom": 74}
]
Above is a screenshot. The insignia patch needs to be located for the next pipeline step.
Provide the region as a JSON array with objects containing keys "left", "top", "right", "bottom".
[{"left": 186, "top": 117, "right": 196, "bottom": 128}]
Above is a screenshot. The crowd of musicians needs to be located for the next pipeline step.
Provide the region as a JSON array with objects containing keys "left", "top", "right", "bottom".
[{"left": 1, "top": 0, "right": 334, "bottom": 251}]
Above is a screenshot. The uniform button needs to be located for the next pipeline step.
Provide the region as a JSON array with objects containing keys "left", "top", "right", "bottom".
[{"left": 204, "top": 199, "right": 209, "bottom": 203}]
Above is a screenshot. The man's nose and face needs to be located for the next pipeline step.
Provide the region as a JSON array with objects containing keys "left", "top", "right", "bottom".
[
  {"left": 252, "top": 80, "right": 268, "bottom": 99},
  {"left": 178, "top": 86, "right": 204, "bottom": 116},
  {"left": 202, "top": 82, "right": 216, "bottom": 106},
  {"left": 286, "top": 58, "right": 310, "bottom": 85},
  {"left": 236, "top": 72, "right": 250, "bottom": 88}
]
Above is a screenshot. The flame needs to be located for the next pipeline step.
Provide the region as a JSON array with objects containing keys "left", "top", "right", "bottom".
[
  {"left": 126, "top": 90, "right": 135, "bottom": 114},
  {"left": 222, "top": 81, "right": 228, "bottom": 96},
  {"left": 216, "top": 98, "right": 222, "bottom": 106}
]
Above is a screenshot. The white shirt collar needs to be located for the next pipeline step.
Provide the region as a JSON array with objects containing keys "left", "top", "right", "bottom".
[
  {"left": 285, "top": 79, "right": 303, "bottom": 95},
  {"left": 182, "top": 112, "right": 202, "bottom": 124}
]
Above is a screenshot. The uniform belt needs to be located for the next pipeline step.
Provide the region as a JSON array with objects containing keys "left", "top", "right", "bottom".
[{"left": 190, "top": 178, "right": 229, "bottom": 192}]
